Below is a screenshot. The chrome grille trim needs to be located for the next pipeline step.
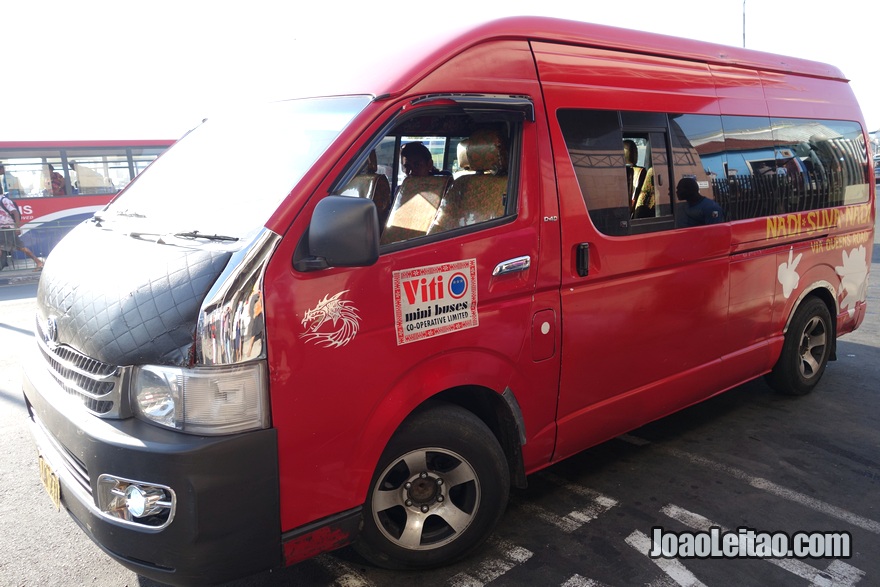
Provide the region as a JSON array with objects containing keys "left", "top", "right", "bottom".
[{"left": 35, "top": 318, "right": 131, "bottom": 418}]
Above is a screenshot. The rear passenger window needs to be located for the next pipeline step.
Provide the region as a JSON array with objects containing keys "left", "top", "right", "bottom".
[
  {"left": 335, "top": 103, "right": 522, "bottom": 247},
  {"left": 558, "top": 109, "right": 870, "bottom": 236},
  {"left": 557, "top": 109, "right": 631, "bottom": 236}
]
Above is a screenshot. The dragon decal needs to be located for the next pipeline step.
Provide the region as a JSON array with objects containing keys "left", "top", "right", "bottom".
[{"left": 300, "top": 291, "right": 361, "bottom": 348}]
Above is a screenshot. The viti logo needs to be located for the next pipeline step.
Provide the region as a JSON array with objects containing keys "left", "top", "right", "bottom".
[
  {"left": 402, "top": 272, "right": 470, "bottom": 305},
  {"left": 448, "top": 272, "right": 468, "bottom": 299}
]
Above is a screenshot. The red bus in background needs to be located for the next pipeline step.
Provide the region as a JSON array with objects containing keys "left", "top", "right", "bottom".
[{"left": 0, "top": 140, "right": 174, "bottom": 259}]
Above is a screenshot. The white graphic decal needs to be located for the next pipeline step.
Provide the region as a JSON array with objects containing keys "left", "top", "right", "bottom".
[
  {"left": 393, "top": 259, "right": 479, "bottom": 345},
  {"left": 777, "top": 247, "right": 802, "bottom": 299},
  {"left": 300, "top": 291, "right": 360, "bottom": 348},
  {"left": 836, "top": 245, "right": 869, "bottom": 315}
]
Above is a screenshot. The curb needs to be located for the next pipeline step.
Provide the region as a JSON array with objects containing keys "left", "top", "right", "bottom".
[{"left": 0, "top": 269, "right": 43, "bottom": 287}]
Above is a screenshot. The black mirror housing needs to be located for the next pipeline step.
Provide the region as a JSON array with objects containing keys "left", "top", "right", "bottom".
[{"left": 307, "top": 196, "right": 379, "bottom": 268}]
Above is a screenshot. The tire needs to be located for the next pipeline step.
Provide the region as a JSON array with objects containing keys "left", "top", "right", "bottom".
[
  {"left": 766, "top": 297, "right": 833, "bottom": 395},
  {"left": 354, "top": 402, "right": 510, "bottom": 570}
]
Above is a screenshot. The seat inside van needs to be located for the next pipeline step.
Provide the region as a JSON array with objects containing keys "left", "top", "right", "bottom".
[
  {"left": 380, "top": 174, "right": 451, "bottom": 244},
  {"left": 341, "top": 150, "right": 392, "bottom": 228},
  {"left": 428, "top": 128, "right": 508, "bottom": 234}
]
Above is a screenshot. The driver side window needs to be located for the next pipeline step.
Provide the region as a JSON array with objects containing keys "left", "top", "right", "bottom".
[{"left": 337, "top": 107, "right": 519, "bottom": 248}]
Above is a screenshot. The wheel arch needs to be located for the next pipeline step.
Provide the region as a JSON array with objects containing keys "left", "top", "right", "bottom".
[
  {"left": 349, "top": 352, "right": 530, "bottom": 505},
  {"left": 430, "top": 386, "right": 528, "bottom": 489},
  {"left": 370, "top": 386, "right": 528, "bottom": 492},
  {"left": 783, "top": 281, "right": 838, "bottom": 361}
]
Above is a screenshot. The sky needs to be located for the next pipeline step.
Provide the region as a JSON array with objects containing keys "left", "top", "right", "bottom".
[{"left": 5, "top": 0, "right": 878, "bottom": 141}]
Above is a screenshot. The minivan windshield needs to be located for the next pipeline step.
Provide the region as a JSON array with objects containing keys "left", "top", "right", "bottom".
[{"left": 102, "top": 96, "right": 370, "bottom": 242}]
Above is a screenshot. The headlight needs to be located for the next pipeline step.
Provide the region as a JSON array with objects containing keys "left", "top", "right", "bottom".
[{"left": 133, "top": 362, "right": 269, "bottom": 435}]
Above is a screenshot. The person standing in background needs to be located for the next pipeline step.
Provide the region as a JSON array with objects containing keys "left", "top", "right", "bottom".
[{"left": 0, "top": 193, "right": 43, "bottom": 270}]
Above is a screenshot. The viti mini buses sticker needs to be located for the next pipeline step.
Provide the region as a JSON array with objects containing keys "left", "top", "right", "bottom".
[{"left": 393, "top": 259, "right": 478, "bottom": 345}]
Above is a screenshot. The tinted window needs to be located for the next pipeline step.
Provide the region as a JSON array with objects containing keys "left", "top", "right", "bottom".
[
  {"left": 559, "top": 109, "right": 870, "bottom": 235},
  {"left": 557, "top": 109, "right": 630, "bottom": 236},
  {"left": 677, "top": 114, "right": 869, "bottom": 221}
]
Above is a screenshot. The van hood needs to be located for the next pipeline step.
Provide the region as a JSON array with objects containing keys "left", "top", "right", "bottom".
[{"left": 35, "top": 221, "right": 232, "bottom": 367}]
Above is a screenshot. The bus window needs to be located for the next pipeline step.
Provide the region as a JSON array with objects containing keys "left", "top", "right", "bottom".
[
  {"left": 131, "top": 147, "right": 169, "bottom": 176},
  {"left": 672, "top": 114, "right": 870, "bottom": 220},
  {"left": 0, "top": 157, "right": 63, "bottom": 197},
  {"left": 562, "top": 110, "right": 870, "bottom": 233},
  {"left": 67, "top": 151, "right": 128, "bottom": 194},
  {"left": 770, "top": 118, "right": 869, "bottom": 210},
  {"left": 557, "top": 109, "right": 631, "bottom": 236}
]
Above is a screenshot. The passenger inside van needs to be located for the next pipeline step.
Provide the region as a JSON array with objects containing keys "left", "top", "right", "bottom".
[
  {"left": 400, "top": 142, "right": 441, "bottom": 177},
  {"left": 623, "top": 139, "right": 646, "bottom": 212},
  {"left": 675, "top": 176, "right": 724, "bottom": 226}
]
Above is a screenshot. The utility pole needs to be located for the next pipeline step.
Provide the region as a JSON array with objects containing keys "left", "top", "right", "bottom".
[{"left": 743, "top": 0, "right": 746, "bottom": 47}]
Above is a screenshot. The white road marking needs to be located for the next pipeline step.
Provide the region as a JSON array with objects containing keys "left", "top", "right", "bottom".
[
  {"left": 560, "top": 574, "right": 611, "bottom": 586},
  {"left": 513, "top": 472, "right": 618, "bottom": 533},
  {"left": 626, "top": 530, "right": 708, "bottom": 587},
  {"left": 661, "top": 504, "right": 865, "bottom": 586},
  {"left": 618, "top": 434, "right": 880, "bottom": 535},
  {"left": 447, "top": 538, "right": 533, "bottom": 587}
]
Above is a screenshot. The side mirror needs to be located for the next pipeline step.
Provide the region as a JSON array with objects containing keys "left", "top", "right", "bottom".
[{"left": 294, "top": 196, "right": 379, "bottom": 271}]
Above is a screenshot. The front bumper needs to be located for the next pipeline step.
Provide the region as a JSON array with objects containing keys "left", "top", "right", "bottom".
[{"left": 22, "top": 352, "right": 281, "bottom": 586}]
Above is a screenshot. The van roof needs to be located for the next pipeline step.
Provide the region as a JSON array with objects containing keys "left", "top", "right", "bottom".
[
  {"left": 500, "top": 17, "right": 842, "bottom": 77},
  {"left": 302, "top": 16, "right": 846, "bottom": 100}
]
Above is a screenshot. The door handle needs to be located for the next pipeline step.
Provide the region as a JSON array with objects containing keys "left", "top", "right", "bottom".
[{"left": 493, "top": 256, "right": 531, "bottom": 276}]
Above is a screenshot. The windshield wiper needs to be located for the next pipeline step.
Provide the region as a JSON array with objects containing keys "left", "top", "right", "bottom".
[
  {"left": 128, "top": 231, "right": 169, "bottom": 243},
  {"left": 173, "top": 230, "right": 239, "bottom": 242}
]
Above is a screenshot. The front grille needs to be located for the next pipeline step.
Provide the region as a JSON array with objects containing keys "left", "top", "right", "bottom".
[{"left": 35, "top": 319, "right": 128, "bottom": 418}]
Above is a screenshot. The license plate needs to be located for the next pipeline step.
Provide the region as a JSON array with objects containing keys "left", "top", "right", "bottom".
[{"left": 38, "top": 455, "right": 61, "bottom": 511}]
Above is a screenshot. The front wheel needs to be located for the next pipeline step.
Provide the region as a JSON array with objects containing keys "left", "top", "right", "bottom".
[
  {"left": 354, "top": 403, "right": 510, "bottom": 570},
  {"left": 766, "top": 297, "right": 832, "bottom": 395}
]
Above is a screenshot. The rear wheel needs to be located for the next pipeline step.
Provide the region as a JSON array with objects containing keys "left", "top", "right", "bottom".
[
  {"left": 766, "top": 297, "right": 832, "bottom": 395},
  {"left": 355, "top": 403, "right": 509, "bottom": 569}
]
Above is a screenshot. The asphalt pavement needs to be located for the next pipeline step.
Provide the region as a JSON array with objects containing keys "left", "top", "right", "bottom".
[{"left": 0, "top": 257, "right": 43, "bottom": 287}]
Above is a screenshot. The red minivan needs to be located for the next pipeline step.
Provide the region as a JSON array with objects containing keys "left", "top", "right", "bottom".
[{"left": 22, "top": 16, "right": 874, "bottom": 586}]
